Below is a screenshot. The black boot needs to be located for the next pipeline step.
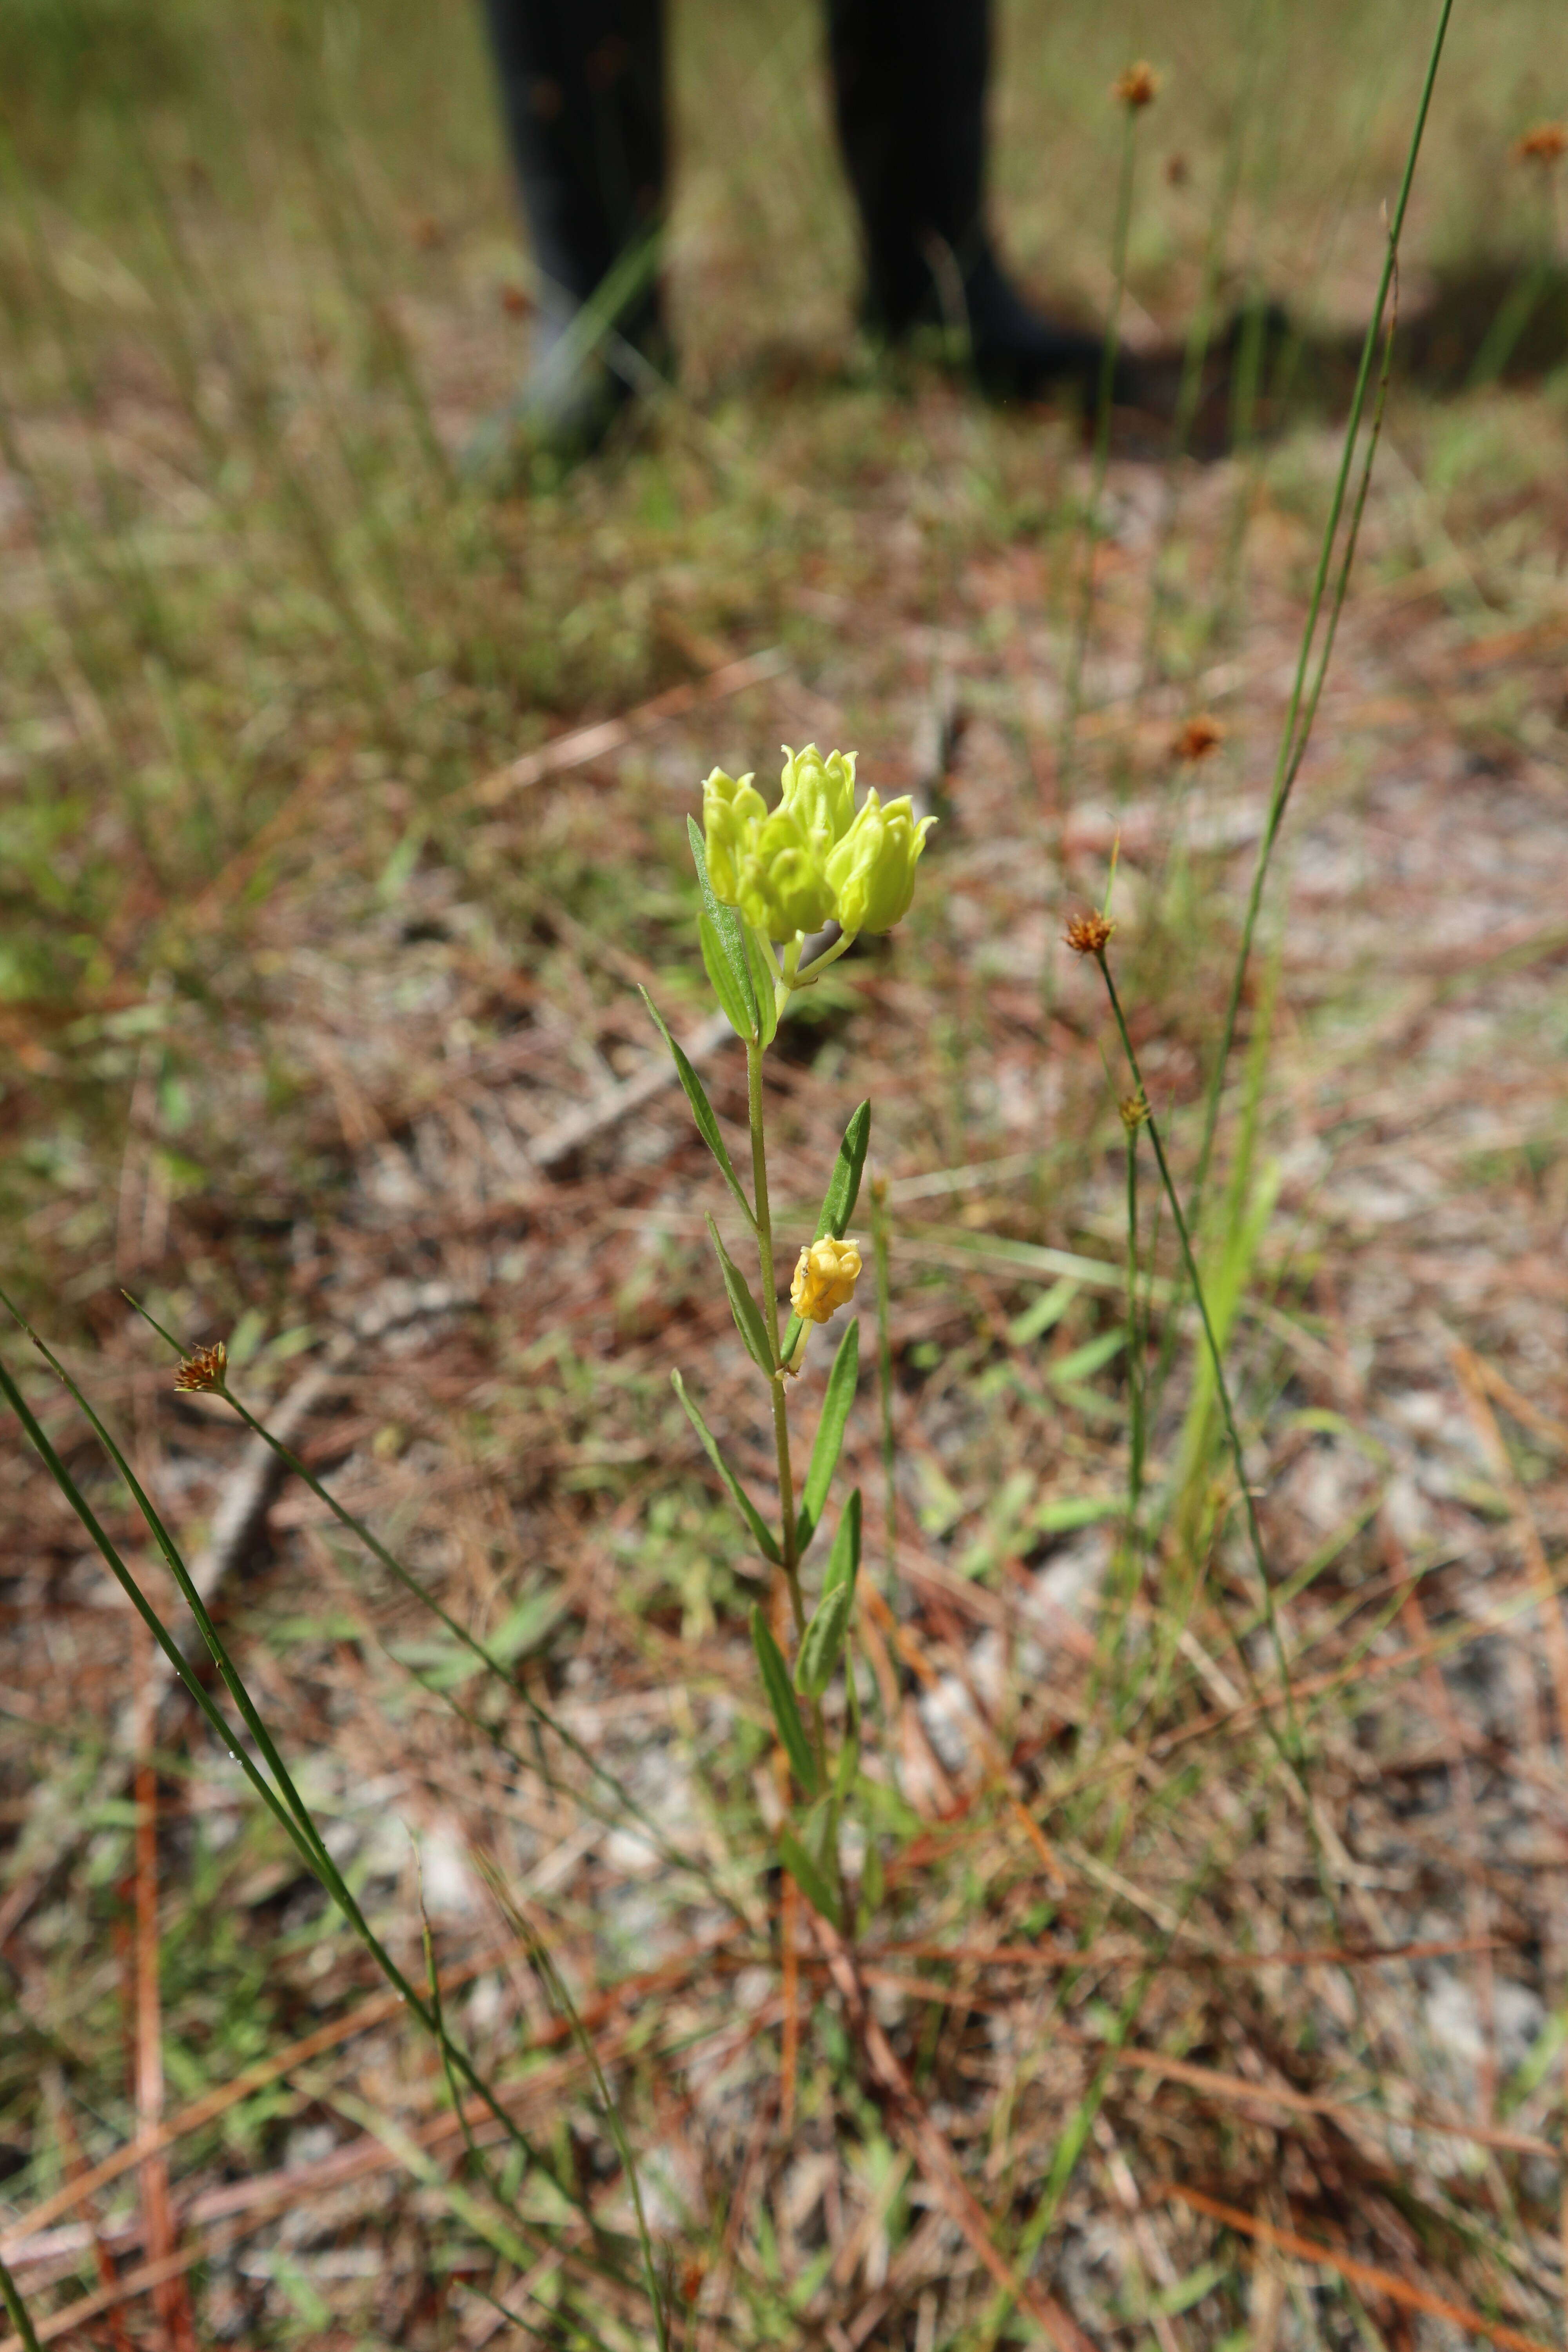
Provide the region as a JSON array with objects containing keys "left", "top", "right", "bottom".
[
  {"left": 826, "top": 0, "right": 1111, "bottom": 402},
  {"left": 475, "top": 0, "right": 668, "bottom": 467}
]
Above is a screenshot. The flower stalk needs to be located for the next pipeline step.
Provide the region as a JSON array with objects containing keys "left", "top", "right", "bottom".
[{"left": 651, "top": 746, "right": 928, "bottom": 1926}]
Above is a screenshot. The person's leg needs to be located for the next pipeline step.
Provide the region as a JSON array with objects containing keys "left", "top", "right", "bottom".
[
  {"left": 478, "top": 0, "right": 666, "bottom": 451},
  {"left": 826, "top": 0, "right": 1106, "bottom": 397}
]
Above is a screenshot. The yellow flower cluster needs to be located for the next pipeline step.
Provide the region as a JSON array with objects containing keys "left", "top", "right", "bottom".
[{"left": 703, "top": 746, "right": 933, "bottom": 944}]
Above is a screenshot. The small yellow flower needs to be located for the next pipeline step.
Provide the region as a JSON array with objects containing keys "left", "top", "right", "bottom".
[
  {"left": 1119, "top": 1093, "right": 1150, "bottom": 1134},
  {"left": 173, "top": 1340, "right": 228, "bottom": 1394},
  {"left": 790, "top": 1234, "right": 862, "bottom": 1325}
]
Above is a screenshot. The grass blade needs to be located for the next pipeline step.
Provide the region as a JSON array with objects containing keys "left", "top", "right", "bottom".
[{"left": 0, "top": 2247, "right": 44, "bottom": 2352}]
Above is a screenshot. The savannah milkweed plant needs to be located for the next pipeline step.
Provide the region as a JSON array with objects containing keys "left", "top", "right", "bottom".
[{"left": 642, "top": 745, "right": 933, "bottom": 1926}]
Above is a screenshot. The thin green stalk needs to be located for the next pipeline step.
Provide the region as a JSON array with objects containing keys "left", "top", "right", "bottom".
[
  {"left": 1123, "top": 1112, "right": 1147, "bottom": 1529},
  {"left": 1186, "top": 0, "right": 1454, "bottom": 1224},
  {"left": 869, "top": 1175, "right": 898, "bottom": 1598},
  {"left": 521, "top": 1926, "right": 671, "bottom": 2352},
  {"left": 1058, "top": 97, "right": 1140, "bottom": 792},
  {"left": 123, "top": 1297, "right": 711, "bottom": 1904},
  {"left": 1139, "top": 254, "right": 1404, "bottom": 1458},
  {"left": 0, "top": 2250, "right": 43, "bottom": 2352},
  {"left": 1091, "top": 952, "right": 1303, "bottom": 1771},
  {"left": 746, "top": 1040, "right": 828, "bottom": 1780},
  {"left": 746, "top": 1042, "right": 796, "bottom": 1618},
  {"left": 1136, "top": 0, "right": 1268, "bottom": 693},
  {"left": 0, "top": 1350, "right": 620, "bottom": 2267}
]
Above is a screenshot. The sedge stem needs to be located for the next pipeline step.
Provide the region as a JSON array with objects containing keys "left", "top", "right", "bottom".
[{"left": 1094, "top": 952, "right": 1304, "bottom": 1772}]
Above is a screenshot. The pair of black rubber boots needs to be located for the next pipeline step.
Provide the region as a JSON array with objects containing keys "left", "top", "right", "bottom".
[{"left": 480, "top": 0, "right": 1107, "bottom": 455}]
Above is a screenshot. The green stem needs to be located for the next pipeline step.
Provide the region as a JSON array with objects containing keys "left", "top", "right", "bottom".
[
  {"left": 1124, "top": 1120, "right": 1145, "bottom": 1528},
  {"left": 792, "top": 928, "right": 858, "bottom": 989},
  {"left": 870, "top": 1176, "right": 898, "bottom": 1600},
  {"left": 0, "top": 1356, "right": 607, "bottom": 2254},
  {"left": 1094, "top": 954, "right": 1303, "bottom": 1771},
  {"left": 0, "top": 2251, "right": 43, "bottom": 2352},
  {"left": 1058, "top": 99, "right": 1139, "bottom": 793},
  {"left": 1185, "top": 0, "right": 1454, "bottom": 1227},
  {"left": 747, "top": 1041, "right": 828, "bottom": 1778}
]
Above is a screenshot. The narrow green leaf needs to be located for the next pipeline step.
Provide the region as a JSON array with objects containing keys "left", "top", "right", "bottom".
[
  {"left": 688, "top": 816, "right": 759, "bottom": 1041},
  {"left": 706, "top": 1215, "right": 774, "bottom": 1374},
  {"left": 817, "top": 1100, "right": 872, "bottom": 1241},
  {"left": 699, "top": 912, "right": 754, "bottom": 1042},
  {"left": 751, "top": 1606, "right": 818, "bottom": 1794},
  {"left": 822, "top": 1489, "right": 861, "bottom": 1601},
  {"left": 780, "top": 1101, "right": 871, "bottom": 1365},
  {"left": 834, "top": 1725, "right": 860, "bottom": 1800},
  {"left": 744, "top": 924, "right": 780, "bottom": 1047},
  {"left": 796, "top": 1319, "right": 858, "bottom": 1552},
  {"left": 671, "top": 1372, "right": 780, "bottom": 1564},
  {"left": 794, "top": 1579, "right": 853, "bottom": 1699},
  {"left": 778, "top": 1821, "right": 839, "bottom": 1924},
  {"left": 640, "top": 987, "right": 753, "bottom": 1226}
]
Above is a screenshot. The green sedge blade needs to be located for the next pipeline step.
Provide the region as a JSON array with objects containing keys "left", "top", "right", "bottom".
[
  {"left": 641, "top": 988, "right": 753, "bottom": 1226},
  {"left": 688, "top": 817, "right": 759, "bottom": 1042},
  {"left": 706, "top": 1215, "right": 774, "bottom": 1374},
  {"left": 778, "top": 1820, "right": 839, "bottom": 1924},
  {"left": 822, "top": 1488, "right": 861, "bottom": 1601},
  {"left": 780, "top": 1100, "right": 871, "bottom": 1365},
  {"left": 751, "top": 1606, "right": 818, "bottom": 1795},
  {"left": 793, "top": 1579, "right": 852, "bottom": 1700},
  {"left": 672, "top": 1372, "right": 780, "bottom": 1564},
  {"left": 795, "top": 1319, "right": 858, "bottom": 1553}
]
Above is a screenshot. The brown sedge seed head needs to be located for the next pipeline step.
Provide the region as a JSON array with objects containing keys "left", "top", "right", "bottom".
[
  {"left": 1114, "top": 60, "right": 1160, "bottom": 111},
  {"left": 1172, "top": 711, "right": 1225, "bottom": 762},
  {"left": 1515, "top": 122, "right": 1568, "bottom": 165},
  {"left": 1119, "top": 1092, "right": 1151, "bottom": 1134},
  {"left": 174, "top": 1340, "right": 227, "bottom": 1394},
  {"left": 1064, "top": 909, "right": 1114, "bottom": 958}
]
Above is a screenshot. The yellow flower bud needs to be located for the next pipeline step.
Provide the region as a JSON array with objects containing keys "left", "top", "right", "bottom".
[
  {"left": 790, "top": 1233, "right": 862, "bottom": 1324},
  {"left": 702, "top": 766, "right": 766, "bottom": 905},
  {"left": 823, "top": 790, "right": 935, "bottom": 935},
  {"left": 734, "top": 808, "right": 837, "bottom": 942},
  {"left": 778, "top": 743, "right": 857, "bottom": 860}
]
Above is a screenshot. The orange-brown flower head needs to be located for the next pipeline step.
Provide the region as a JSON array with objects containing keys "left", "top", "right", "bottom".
[
  {"left": 1172, "top": 711, "right": 1225, "bottom": 762},
  {"left": 174, "top": 1340, "right": 228, "bottom": 1394},
  {"left": 1064, "top": 909, "right": 1114, "bottom": 958},
  {"left": 1119, "top": 1092, "right": 1151, "bottom": 1134},
  {"left": 1516, "top": 122, "right": 1568, "bottom": 165},
  {"left": 1114, "top": 60, "right": 1160, "bottom": 111},
  {"left": 790, "top": 1234, "right": 862, "bottom": 1325}
]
